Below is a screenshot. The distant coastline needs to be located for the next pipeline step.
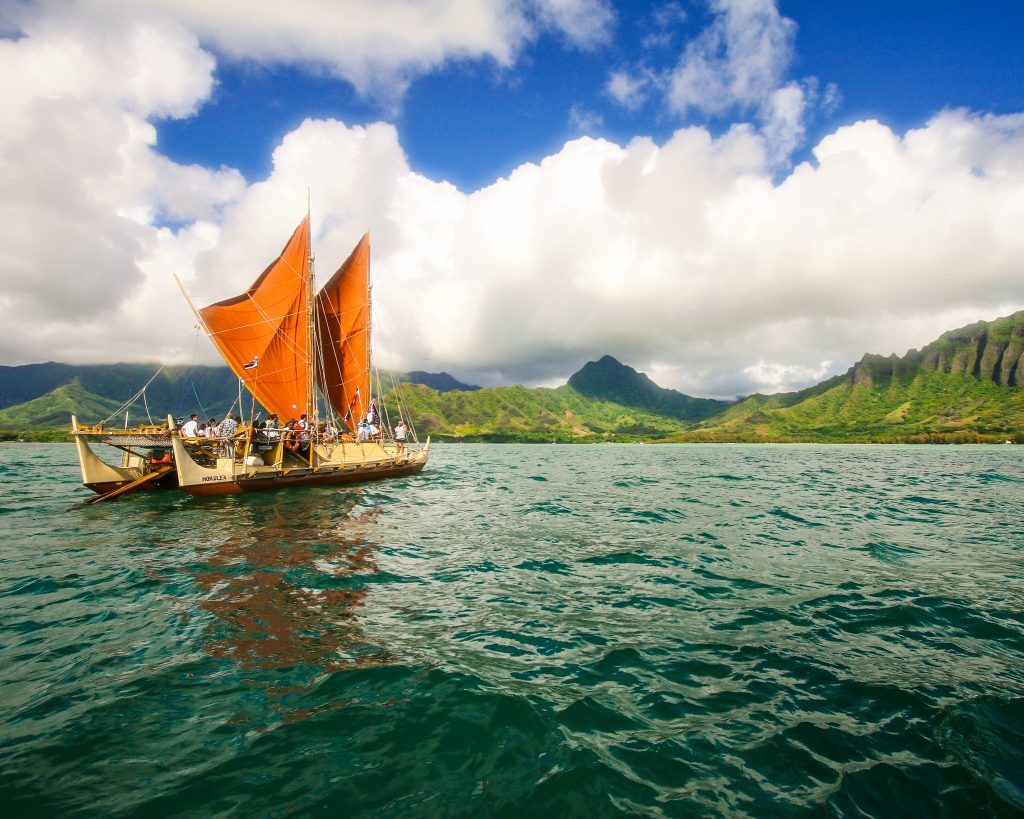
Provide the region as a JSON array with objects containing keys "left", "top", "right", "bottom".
[
  {"left": 3, "top": 430, "right": 1016, "bottom": 445},
  {"left": 2, "top": 311, "right": 1022, "bottom": 445}
]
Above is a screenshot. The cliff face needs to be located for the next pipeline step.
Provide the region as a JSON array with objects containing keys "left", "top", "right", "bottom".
[{"left": 848, "top": 311, "right": 1024, "bottom": 388}]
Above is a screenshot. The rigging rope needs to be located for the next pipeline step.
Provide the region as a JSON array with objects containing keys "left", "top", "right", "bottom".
[
  {"left": 103, "top": 363, "right": 167, "bottom": 425},
  {"left": 177, "top": 325, "right": 203, "bottom": 417}
]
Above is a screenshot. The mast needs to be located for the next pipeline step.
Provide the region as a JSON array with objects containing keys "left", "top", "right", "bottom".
[
  {"left": 306, "top": 208, "right": 318, "bottom": 428},
  {"left": 366, "top": 232, "right": 372, "bottom": 415}
]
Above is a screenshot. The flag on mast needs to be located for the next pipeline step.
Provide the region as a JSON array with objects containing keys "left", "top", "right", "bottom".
[{"left": 343, "top": 387, "right": 360, "bottom": 422}]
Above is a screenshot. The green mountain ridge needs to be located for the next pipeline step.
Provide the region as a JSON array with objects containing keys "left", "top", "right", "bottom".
[
  {"left": 0, "top": 363, "right": 241, "bottom": 420},
  {"left": 0, "top": 365, "right": 459, "bottom": 429},
  {"left": 396, "top": 382, "right": 688, "bottom": 442},
  {"left": 3, "top": 312, "right": 1023, "bottom": 442},
  {"left": 395, "top": 312, "right": 1024, "bottom": 442},
  {"left": 1, "top": 379, "right": 126, "bottom": 428},
  {"left": 679, "top": 311, "right": 1024, "bottom": 443}
]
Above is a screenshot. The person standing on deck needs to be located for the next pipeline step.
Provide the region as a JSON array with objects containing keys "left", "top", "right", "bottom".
[
  {"left": 180, "top": 414, "right": 199, "bottom": 438},
  {"left": 218, "top": 414, "right": 239, "bottom": 457},
  {"left": 265, "top": 414, "right": 280, "bottom": 443},
  {"left": 219, "top": 415, "right": 238, "bottom": 439},
  {"left": 395, "top": 420, "right": 407, "bottom": 451}
]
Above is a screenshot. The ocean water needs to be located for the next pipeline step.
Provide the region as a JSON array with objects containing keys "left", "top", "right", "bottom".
[{"left": 1, "top": 442, "right": 1022, "bottom": 817}]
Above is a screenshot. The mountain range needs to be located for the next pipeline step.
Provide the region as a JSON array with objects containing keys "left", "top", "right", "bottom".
[{"left": 2, "top": 312, "right": 1022, "bottom": 442}]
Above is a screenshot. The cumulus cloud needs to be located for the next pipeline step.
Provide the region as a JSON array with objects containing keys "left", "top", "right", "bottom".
[
  {"left": 0, "top": 11, "right": 242, "bottom": 359},
  {"left": 8, "top": 0, "right": 614, "bottom": 108},
  {"left": 0, "top": 0, "right": 610, "bottom": 361},
  {"left": 1, "top": 2, "right": 1023, "bottom": 403},
  {"left": 168, "top": 109, "right": 1024, "bottom": 399},
  {"left": 5, "top": 89, "right": 1024, "bottom": 399}
]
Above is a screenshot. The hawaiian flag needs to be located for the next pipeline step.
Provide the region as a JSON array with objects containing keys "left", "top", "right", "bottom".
[
  {"left": 243, "top": 355, "right": 259, "bottom": 370},
  {"left": 343, "top": 387, "right": 361, "bottom": 422}
]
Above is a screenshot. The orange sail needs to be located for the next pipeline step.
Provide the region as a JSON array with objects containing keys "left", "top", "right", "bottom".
[
  {"left": 315, "top": 234, "right": 370, "bottom": 426},
  {"left": 199, "top": 217, "right": 311, "bottom": 421}
]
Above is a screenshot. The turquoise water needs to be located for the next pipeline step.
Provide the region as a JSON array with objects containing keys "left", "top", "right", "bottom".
[{"left": 1, "top": 442, "right": 1022, "bottom": 817}]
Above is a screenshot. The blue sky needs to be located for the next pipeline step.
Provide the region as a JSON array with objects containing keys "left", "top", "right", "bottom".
[
  {"left": 2, "top": 0, "right": 1024, "bottom": 397},
  {"left": 158, "top": 1, "right": 1024, "bottom": 191}
]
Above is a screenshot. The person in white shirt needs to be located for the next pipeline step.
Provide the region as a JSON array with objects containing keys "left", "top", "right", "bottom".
[
  {"left": 260, "top": 415, "right": 280, "bottom": 444},
  {"left": 395, "top": 420, "right": 407, "bottom": 450},
  {"left": 180, "top": 414, "right": 199, "bottom": 438}
]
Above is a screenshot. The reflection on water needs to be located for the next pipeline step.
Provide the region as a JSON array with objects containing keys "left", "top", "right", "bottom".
[{"left": 191, "top": 493, "right": 394, "bottom": 676}]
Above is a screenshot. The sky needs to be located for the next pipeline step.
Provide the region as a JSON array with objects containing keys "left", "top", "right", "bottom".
[{"left": 1, "top": 0, "right": 1023, "bottom": 400}]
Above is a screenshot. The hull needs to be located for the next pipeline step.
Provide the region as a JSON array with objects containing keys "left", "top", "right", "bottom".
[
  {"left": 73, "top": 416, "right": 179, "bottom": 496},
  {"left": 181, "top": 458, "right": 427, "bottom": 496},
  {"left": 170, "top": 420, "right": 430, "bottom": 497}
]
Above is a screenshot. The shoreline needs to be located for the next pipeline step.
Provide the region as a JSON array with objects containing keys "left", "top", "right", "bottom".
[{"left": 3, "top": 431, "right": 1017, "bottom": 446}]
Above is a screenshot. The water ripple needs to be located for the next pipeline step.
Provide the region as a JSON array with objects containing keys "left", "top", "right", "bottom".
[{"left": 1, "top": 442, "right": 1023, "bottom": 816}]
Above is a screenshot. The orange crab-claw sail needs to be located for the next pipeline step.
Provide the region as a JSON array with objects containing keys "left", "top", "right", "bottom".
[
  {"left": 199, "top": 217, "right": 311, "bottom": 421},
  {"left": 315, "top": 233, "right": 371, "bottom": 427}
]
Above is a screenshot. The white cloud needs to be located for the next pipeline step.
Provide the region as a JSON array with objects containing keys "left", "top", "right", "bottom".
[
  {"left": 741, "top": 359, "right": 834, "bottom": 396},
  {"left": 569, "top": 103, "right": 604, "bottom": 133},
  {"left": 642, "top": 2, "right": 688, "bottom": 50},
  {"left": 759, "top": 81, "right": 807, "bottom": 165},
  {"left": 606, "top": 69, "right": 650, "bottom": 110},
  {"left": 8, "top": 0, "right": 613, "bottom": 109},
  {"left": 7, "top": 93, "right": 1024, "bottom": 399},
  {"left": 1, "top": 3, "right": 1023, "bottom": 404},
  {"left": 0, "top": 12, "right": 239, "bottom": 361},
  {"left": 163, "top": 108, "right": 1023, "bottom": 399},
  {"left": 612, "top": 0, "right": 811, "bottom": 164},
  {"left": 532, "top": 0, "right": 616, "bottom": 49},
  {"left": 667, "top": 0, "right": 796, "bottom": 115}
]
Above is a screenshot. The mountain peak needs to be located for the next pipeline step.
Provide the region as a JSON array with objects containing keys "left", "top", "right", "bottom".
[
  {"left": 405, "top": 371, "right": 480, "bottom": 393},
  {"left": 568, "top": 355, "right": 730, "bottom": 422}
]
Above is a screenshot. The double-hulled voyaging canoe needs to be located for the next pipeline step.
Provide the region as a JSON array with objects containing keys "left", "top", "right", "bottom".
[{"left": 73, "top": 216, "right": 428, "bottom": 500}]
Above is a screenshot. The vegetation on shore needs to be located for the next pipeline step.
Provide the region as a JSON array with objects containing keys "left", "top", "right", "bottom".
[
  {"left": 387, "top": 377, "right": 1022, "bottom": 444},
  {"left": 670, "top": 372, "right": 1024, "bottom": 444},
  {"left": 0, "top": 428, "right": 72, "bottom": 442},
  {"left": 2, "top": 312, "right": 1022, "bottom": 444}
]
